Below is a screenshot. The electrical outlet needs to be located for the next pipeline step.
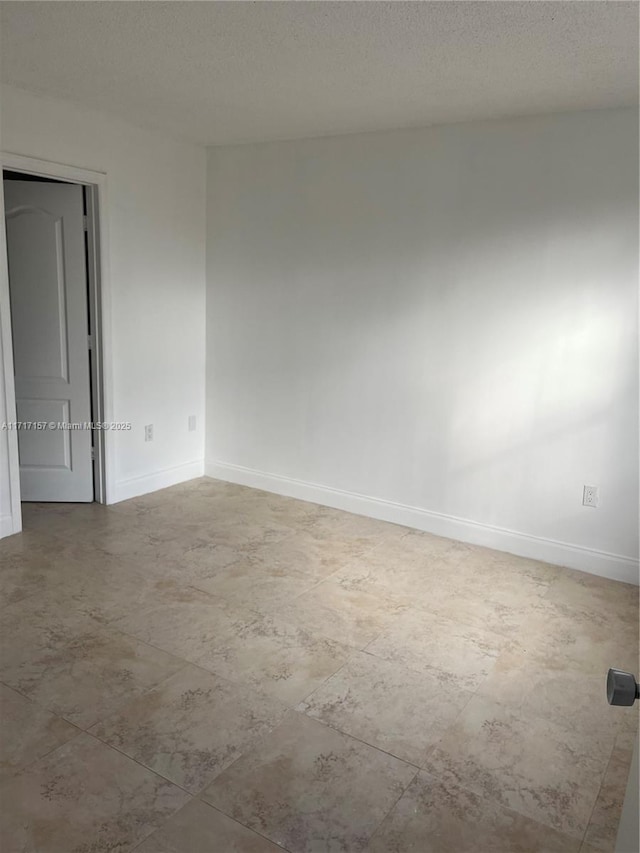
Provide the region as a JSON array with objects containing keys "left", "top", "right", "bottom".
[
  {"left": 144, "top": 424, "right": 153, "bottom": 442},
  {"left": 583, "top": 485, "right": 599, "bottom": 508},
  {"left": 188, "top": 415, "right": 197, "bottom": 432}
]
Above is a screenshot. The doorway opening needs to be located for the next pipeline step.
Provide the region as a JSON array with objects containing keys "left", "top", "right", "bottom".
[{"left": 3, "top": 166, "right": 107, "bottom": 508}]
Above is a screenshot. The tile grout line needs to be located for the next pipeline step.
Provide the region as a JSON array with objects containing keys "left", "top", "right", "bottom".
[
  {"left": 195, "top": 799, "right": 296, "bottom": 853},
  {"left": 364, "top": 762, "right": 421, "bottom": 848},
  {"left": 577, "top": 734, "right": 619, "bottom": 850},
  {"left": 125, "top": 772, "right": 298, "bottom": 853},
  {"left": 0, "top": 683, "right": 87, "bottom": 784},
  {"left": 288, "top": 706, "right": 423, "bottom": 772}
]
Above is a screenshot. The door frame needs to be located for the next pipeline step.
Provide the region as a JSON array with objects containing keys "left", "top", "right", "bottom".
[{"left": 0, "top": 152, "right": 114, "bottom": 527}]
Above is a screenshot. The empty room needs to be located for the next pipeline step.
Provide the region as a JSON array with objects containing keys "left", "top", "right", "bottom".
[{"left": 0, "top": 2, "right": 638, "bottom": 852}]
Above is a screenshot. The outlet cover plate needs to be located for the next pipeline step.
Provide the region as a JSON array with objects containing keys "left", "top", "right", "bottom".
[{"left": 583, "top": 485, "right": 600, "bottom": 508}]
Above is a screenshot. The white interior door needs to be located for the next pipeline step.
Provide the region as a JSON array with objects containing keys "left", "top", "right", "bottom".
[{"left": 4, "top": 179, "right": 94, "bottom": 502}]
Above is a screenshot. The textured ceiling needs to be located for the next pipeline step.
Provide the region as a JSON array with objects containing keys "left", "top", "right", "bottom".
[{"left": 0, "top": 1, "right": 637, "bottom": 146}]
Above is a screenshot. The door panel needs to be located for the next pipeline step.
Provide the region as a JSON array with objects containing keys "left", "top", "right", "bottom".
[
  {"left": 16, "top": 399, "right": 71, "bottom": 469},
  {"left": 7, "top": 208, "right": 70, "bottom": 381},
  {"left": 4, "top": 180, "right": 93, "bottom": 502}
]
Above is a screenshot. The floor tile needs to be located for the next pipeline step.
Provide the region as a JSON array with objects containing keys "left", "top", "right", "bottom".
[
  {"left": 476, "top": 649, "right": 639, "bottom": 739},
  {"left": 249, "top": 496, "right": 347, "bottom": 537},
  {"left": 366, "top": 606, "right": 509, "bottom": 689},
  {"left": 334, "top": 535, "right": 554, "bottom": 621},
  {"left": 272, "top": 578, "right": 409, "bottom": 648},
  {"left": 135, "top": 798, "right": 283, "bottom": 852},
  {"left": 328, "top": 513, "right": 413, "bottom": 547},
  {"left": 455, "top": 547, "right": 560, "bottom": 600},
  {"left": 176, "top": 513, "right": 295, "bottom": 551},
  {"left": 18, "top": 558, "right": 187, "bottom": 627},
  {"left": 192, "top": 559, "right": 318, "bottom": 610},
  {"left": 374, "top": 528, "right": 473, "bottom": 577},
  {"left": 111, "top": 588, "right": 256, "bottom": 663},
  {"left": 394, "top": 528, "right": 476, "bottom": 560},
  {"left": 173, "top": 540, "right": 246, "bottom": 582},
  {"left": 420, "top": 589, "right": 530, "bottom": 638},
  {"left": 0, "top": 732, "right": 189, "bottom": 853},
  {"left": 0, "top": 542, "right": 132, "bottom": 619},
  {"left": 423, "top": 695, "right": 615, "bottom": 839},
  {"left": 360, "top": 549, "right": 534, "bottom": 637},
  {"left": 544, "top": 570, "right": 639, "bottom": 626},
  {"left": 91, "top": 664, "right": 288, "bottom": 793},
  {"left": 0, "top": 684, "right": 78, "bottom": 782},
  {"left": 201, "top": 711, "right": 417, "bottom": 852},
  {"left": 330, "top": 537, "right": 466, "bottom": 604},
  {"left": 515, "top": 599, "right": 639, "bottom": 675},
  {"left": 20, "top": 501, "right": 128, "bottom": 537},
  {"left": 196, "top": 614, "right": 352, "bottom": 705},
  {"left": 234, "top": 531, "right": 372, "bottom": 581},
  {"left": 298, "top": 651, "right": 473, "bottom": 764},
  {"left": 368, "top": 771, "right": 581, "bottom": 852},
  {"left": 0, "top": 593, "right": 97, "bottom": 673},
  {"left": 0, "top": 546, "right": 61, "bottom": 608},
  {"left": 0, "top": 601, "right": 183, "bottom": 728}
]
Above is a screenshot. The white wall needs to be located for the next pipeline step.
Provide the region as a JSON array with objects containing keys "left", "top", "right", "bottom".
[
  {"left": 0, "top": 84, "right": 206, "bottom": 525},
  {"left": 206, "top": 108, "right": 639, "bottom": 582}
]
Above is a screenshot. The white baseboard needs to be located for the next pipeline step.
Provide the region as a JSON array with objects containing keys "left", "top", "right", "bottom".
[
  {"left": 206, "top": 460, "right": 639, "bottom": 586},
  {"left": 0, "top": 513, "right": 16, "bottom": 540},
  {"left": 112, "top": 459, "right": 204, "bottom": 504}
]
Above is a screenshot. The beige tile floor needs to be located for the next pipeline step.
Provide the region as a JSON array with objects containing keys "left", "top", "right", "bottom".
[{"left": 0, "top": 477, "right": 637, "bottom": 852}]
